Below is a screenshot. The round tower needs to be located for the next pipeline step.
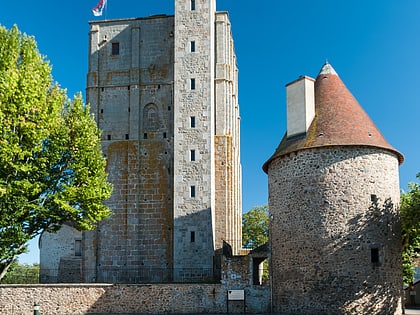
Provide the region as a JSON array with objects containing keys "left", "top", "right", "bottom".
[{"left": 263, "top": 62, "right": 404, "bottom": 314}]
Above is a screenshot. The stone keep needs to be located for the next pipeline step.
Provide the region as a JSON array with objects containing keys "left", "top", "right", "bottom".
[
  {"left": 263, "top": 63, "right": 404, "bottom": 315},
  {"left": 41, "top": 0, "right": 242, "bottom": 283}
]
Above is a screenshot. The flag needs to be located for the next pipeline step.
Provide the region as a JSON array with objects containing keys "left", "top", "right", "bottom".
[{"left": 92, "top": 0, "right": 107, "bottom": 16}]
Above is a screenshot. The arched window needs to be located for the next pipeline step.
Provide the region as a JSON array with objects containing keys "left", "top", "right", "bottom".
[{"left": 143, "top": 103, "right": 159, "bottom": 130}]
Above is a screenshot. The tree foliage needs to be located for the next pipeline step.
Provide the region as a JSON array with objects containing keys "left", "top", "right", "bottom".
[
  {"left": 242, "top": 205, "right": 269, "bottom": 249},
  {"left": 0, "top": 25, "right": 112, "bottom": 280},
  {"left": 401, "top": 174, "right": 420, "bottom": 286},
  {"left": 1, "top": 262, "right": 39, "bottom": 284}
]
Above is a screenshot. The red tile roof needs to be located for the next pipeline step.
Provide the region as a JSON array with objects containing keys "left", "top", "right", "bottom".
[{"left": 263, "top": 63, "right": 403, "bottom": 173}]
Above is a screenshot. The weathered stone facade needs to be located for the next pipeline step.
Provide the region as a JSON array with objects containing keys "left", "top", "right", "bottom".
[
  {"left": 264, "top": 63, "right": 404, "bottom": 314},
  {"left": 41, "top": 0, "right": 242, "bottom": 283},
  {"left": 39, "top": 224, "right": 82, "bottom": 283},
  {"left": 0, "top": 283, "right": 270, "bottom": 314},
  {"left": 268, "top": 147, "right": 402, "bottom": 314}
]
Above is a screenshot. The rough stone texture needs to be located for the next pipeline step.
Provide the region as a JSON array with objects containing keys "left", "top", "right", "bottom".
[
  {"left": 39, "top": 224, "right": 82, "bottom": 283},
  {"left": 0, "top": 283, "right": 270, "bottom": 314},
  {"left": 267, "top": 146, "right": 402, "bottom": 315},
  {"left": 84, "top": 15, "right": 176, "bottom": 283},
  {"left": 173, "top": 0, "right": 216, "bottom": 278},
  {"left": 214, "top": 12, "right": 242, "bottom": 254},
  {"left": 41, "top": 0, "right": 242, "bottom": 286}
]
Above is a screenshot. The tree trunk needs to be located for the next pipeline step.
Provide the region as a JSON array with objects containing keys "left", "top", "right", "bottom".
[{"left": 0, "top": 259, "right": 15, "bottom": 281}]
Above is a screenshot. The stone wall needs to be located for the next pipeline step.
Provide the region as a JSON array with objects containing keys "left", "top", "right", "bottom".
[
  {"left": 0, "top": 283, "right": 270, "bottom": 314},
  {"left": 40, "top": 224, "right": 82, "bottom": 283},
  {"left": 84, "top": 16, "right": 175, "bottom": 283},
  {"left": 44, "top": 1, "right": 243, "bottom": 285},
  {"left": 214, "top": 11, "right": 242, "bottom": 255},
  {"left": 173, "top": 0, "right": 216, "bottom": 277},
  {"left": 268, "top": 146, "right": 402, "bottom": 315}
]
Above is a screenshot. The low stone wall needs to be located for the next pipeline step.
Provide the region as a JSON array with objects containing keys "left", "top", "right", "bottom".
[{"left": 0, "top": 283, "right": 270, "bottom": 314}]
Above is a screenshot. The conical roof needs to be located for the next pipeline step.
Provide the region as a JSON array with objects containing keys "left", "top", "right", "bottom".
[{"left": 263, "top": 62, "right": 403, "bottom": 173}]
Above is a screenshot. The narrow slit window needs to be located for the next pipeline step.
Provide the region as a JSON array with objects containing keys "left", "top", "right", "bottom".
[
  {"left": 190, "top": 78, "right": 196, "bottom": 90},
  {"left": 75, "top": 240, "right": 82, "bottom": 257},
  {"left": 190, "top": 231, "right": 195, "bottom": 243},
  {"left": 191, "top": 0, "right": 196, "bottom": 10},
  {"left": 190, "top": 149, "right": 196, "bottom": 161},
  {"left": 190, "top": 116, "right": 196, "bottom": 128},
  {"left": 371, "top": 248, "right": 380, "bottom": 264},
  {"left": 107, "top": 135, "right": 111, "bottom": 140},
  {"left": 125, "top": 134, "right": 129, "bottom": 140},
  {"left": 112, "top": 42, "right": 120, "bottom": 55},
  {"left": 191, "top": 41, "right": 196, "bottom": 52},
  {"left": 190, "top": 185, "right": 196, "bottom": 198},
  {"left": 163, "top": 132, "right": 167, "bottom": 139},
  {"left": 144, "top": 133, "right": 148, "bottom": 139}
]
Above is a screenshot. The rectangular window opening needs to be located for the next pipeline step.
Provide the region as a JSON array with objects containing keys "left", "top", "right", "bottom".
[
  {"left": 191, "top": 0, "right": 196, "bottom": 10},
  {"left": 75, "top": 240, "right": 82, "bottom": 257},
  {"left": 144, "top": 133, "right": 148, "bottom": 139},
  {"left": 190, "top": 149, "right": 196, "bottom": 161},
  {"left": 190, "top": 116, "right": 196, "bottom": 128},
  {"left": 191, "top": 41, "right": 196, "bottom": 52},
  {"left": 190, "top": 78, "right": 196, "bottom": 90},
  {"left": 125, "top": 134, "right": 129, "bottom": 140},
  {"left": 190, "top": 231, "right": 195, "bottom": 243},
  {"left": 107, "top": 135, "right": 111, "bottom": 140},
  {"left": 112, "top": 42, "right": 120, "bottom": 55},
  {"left": 190, "top": 185, "right": 196, "bottom": 198},
  {"left": 163, "top": 132, "right": 167, "bottom": 139},
  {"left": 371, "top": 248, "right": 380, "bottom": 264}
]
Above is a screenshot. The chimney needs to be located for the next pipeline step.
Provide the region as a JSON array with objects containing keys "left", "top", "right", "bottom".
[{"left": 286, "top": 76, "right": 315, "bottom": 138}]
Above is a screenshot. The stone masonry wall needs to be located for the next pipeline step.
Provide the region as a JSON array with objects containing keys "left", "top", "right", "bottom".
[
  {"left": 214, "top": 11, "right": 242, "bottom": 254},
  {"left": 173, "top": 0, "right": 216, "bottom": 277},
  {"left": 40, "top": 224, "right": 82, "bottom": 283},
  {"left": 0, "top": 283, "right": 270, "bottom": 314},
  {"left": 268, "top": 146, "right": 402, "bottom": 315},
  {"left": 83, "top": 16, "right": 175, "bottom": 283}
]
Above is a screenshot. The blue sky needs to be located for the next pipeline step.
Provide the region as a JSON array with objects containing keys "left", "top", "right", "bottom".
[{"left": 1, "top": 1, "right": 419, "bottom": 264}]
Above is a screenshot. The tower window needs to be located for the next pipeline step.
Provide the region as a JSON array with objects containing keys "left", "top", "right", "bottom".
[
  {"left": 190, "top": 150, "right": 196, "bottom": 161},
  {"left": 190, "top": 231, "right": 195, "bottom": 243},
  {"left": 190, "top": 185, "right": 196, "bottom": 198},
  {"left": 144, "top": 133, "right": 148, "bottom": 139},
  {"left": 190, "top": 78, "right": 196, "bottom": 90},
  {"left": 75, "top": 240, "right": 82, "bottom": 257},
  {"left": 191, "top": 41, "right": 196, "bottom": 52},
  {"left": 190, "top": 116, "right": 196, "bottom": 128},
  {"left": 191, "top": 0, "right": 196, "bottom": 10},
  {"left": 371, "top": 248, "right": 380, "bottom": 264},
  {"left": 107, "top": 135, "right": 111, "bottom": 140},
  {"left": 112, "top": 42, "right": 120, "bottom": 55},
  {"left": 125, "top": 134, "right": 129, "bottom": 140},
  {"left": 163, "top": 132, "right": 167, "bottom": 139}
]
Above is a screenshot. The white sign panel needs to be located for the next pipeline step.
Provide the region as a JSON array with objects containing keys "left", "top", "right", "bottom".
[{"left": 228, "top": 290, "right": 245, "bottom": 301}]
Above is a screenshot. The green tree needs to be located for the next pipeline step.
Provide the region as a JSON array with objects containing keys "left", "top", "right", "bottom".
[
  {"left": 401, "top": 174, "right": 420, "bottom": 286},
  {"left": 1, "top": 262, "right": 40, "bottom": 284},
  {"left": 0, "top": 25, "right": 112, "bottom": 280},
  {"left": 242, "top": 205, "right": 269, "bottom": 249}
]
